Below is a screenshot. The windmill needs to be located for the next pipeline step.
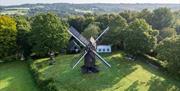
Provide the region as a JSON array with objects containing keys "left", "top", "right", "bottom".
[{"left": 67, "top": 26, "right": 111, "bottom": 73}]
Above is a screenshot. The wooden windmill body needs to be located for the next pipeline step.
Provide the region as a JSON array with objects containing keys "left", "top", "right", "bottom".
[{"left": 67, "top": 27, "right": 111, "bottom": 73}]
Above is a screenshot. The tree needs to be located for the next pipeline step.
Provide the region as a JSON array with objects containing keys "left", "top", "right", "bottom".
[
  {"left": 119, "top": 10, "right": 139, "bottom": 23},
  {"left": 156, "top": 35, "right": 180, "bottom": 75},
  {"left": 30, "top": 13, "right": 69, "bottom": 56},
  {"left": 68, "top": 16, "right": 85, "bottom": 33},
  {"left": 138, "top": 9, "right": 153, "bottom": 25},
  {"left": 174, "top": 10, "right": 180, "bottom": 35},
  {"left": 83, "top": 14, "right": 95, "bottom": 31},
  {"left": 102, "top": 15, "right": 128, "bottom": 49},
  {"left": 95, "top": 14, "right": 110, "bottom": 30},
  {"left": 15, "top": 16, "right": 31, "bottom": 59},
  {"left": 158, "top": 27, "right": 177, "bottom": 41},
  {"left": 175, "top": 24, "right": 180, "bottom": 35},
  {"left": 68, "top": 14, "right": 95, "bottom": 33},
  {"left": 0, "top": 15, "right": 17, "bottom": 57},
  {"left": 124, "top": 19, "right": 158, "bottom": 55},
  {"left": 151, "top": 8, "right": 174, "bottom": 30},
  {"left": 82, "top": 24, "right": 100, "bottom": 39}
]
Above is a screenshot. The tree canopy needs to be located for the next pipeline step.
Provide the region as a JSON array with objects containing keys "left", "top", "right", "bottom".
[
  {"left": 124, "top": 19, "right": 158, "bottom": 55},
  {"left": 0, "top": 15, "right": 17, "bottom": 57},
  {"left": 82, "top": 24, "right": 100, "bottom": 39},
  {"left": 102, "top": 15, "right": 128, "bottom": 49},
  {"left": 30, "top": 13, "right": 69, "bottom": 55},
  {"left": 15, "top": 16, "right": 31, "bottom": 57},
  {"left": 150, "top": 8, "right": 174, "bottom": 30},
  {"left": 156, "top": 35, "right": 180, "bottom": 75},
  {"left": 119, "top": 10, "right": 139, "bottom": 23}
]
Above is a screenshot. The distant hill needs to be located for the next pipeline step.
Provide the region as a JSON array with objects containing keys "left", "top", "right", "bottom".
[{"left": 0, "top": 3, "right": 180, "bottom": 16}]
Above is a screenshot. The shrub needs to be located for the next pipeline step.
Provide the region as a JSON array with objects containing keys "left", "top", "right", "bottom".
[{"left": 29, "top": 60, "right": 58, "bottom": 91}]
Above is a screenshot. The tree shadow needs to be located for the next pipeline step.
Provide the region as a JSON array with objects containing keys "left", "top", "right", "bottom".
[
  {"left": 134, "top": 56, "right": 180, "bottom": 91},
  {"left": 36, "top": 53, "right": 180, "bottom": 91},
  {"left": 0, "top": 61, "right": 39, "bottom": 91},
  {"left": 125, "top": 80, "right": 139, "bottom": 91},
  {"left": 147, "top": 76, "right": 180, "bottom": 91}
]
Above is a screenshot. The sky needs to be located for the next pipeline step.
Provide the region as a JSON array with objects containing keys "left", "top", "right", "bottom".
[{"left": 0, "top": 0, "right": 180, "bottom": 6}]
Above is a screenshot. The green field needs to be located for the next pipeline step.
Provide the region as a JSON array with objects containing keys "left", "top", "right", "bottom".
[
  {"left": 0, "top": 61, "right": 39, "bottom": 91},
  {"left": 33, "top": 52, "right": 180, "bottom": 91}
]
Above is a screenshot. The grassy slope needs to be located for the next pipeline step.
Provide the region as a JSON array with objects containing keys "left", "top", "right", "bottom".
[
  {"left": 34, "top": 52, "right": 180, "bottom": 91},
  {"left": 0, "top": 61, "right": 39, "bottom": 91}
]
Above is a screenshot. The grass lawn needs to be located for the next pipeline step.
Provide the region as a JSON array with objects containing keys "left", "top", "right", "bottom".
[
  {"left": 0, "top": 61, "right": 39, "bottom": 91},
  {"left": 33, "top": 52, "right": 180, "bottom": 91}
]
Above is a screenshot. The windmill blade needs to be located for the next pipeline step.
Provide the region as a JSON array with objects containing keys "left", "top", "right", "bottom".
[
  {"left": 68, "top": 27, "right": 90, "bottom": 47},
  {"left": 72, "top": 51, "right": 88, "bottom": 69},
  {"left": 96, "top": 27, "right": 109, "bottom": 41},
  {"left": 92, "top": 50, "right": 111, "bottom": 68}
]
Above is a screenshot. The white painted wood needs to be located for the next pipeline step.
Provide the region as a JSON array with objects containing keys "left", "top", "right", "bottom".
[{"left": 96, "top": 45, "right": 112, "bottom": 53}]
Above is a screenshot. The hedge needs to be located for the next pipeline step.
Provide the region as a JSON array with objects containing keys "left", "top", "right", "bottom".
[{"left": 29, "top": 60, "right": 58, "bottom": 91}]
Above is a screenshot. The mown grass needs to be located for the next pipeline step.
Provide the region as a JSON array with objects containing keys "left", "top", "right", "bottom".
[
  {"left": 0, "top": 61, "right": 39, "bottom": 91},
  {"left": 33, "top": 52, "right": 180, "bottom": 91}
]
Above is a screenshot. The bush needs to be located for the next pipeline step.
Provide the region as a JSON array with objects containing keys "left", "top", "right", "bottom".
[
  {"left": 29, "top": 60, "right": 58, "bottom": 91},
  {"left": 1, "top": 55, "right": 17, "bottom": 63},
  {"left": 37, "top": 77, "right": 57, "bottom": 91}
]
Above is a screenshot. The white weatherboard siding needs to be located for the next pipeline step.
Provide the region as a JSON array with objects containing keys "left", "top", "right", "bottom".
[{"left": 96, "top": 45, "right": 111, "bottom": 53}]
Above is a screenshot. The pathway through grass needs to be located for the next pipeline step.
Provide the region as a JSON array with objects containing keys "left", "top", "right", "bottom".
[{"left": 0, "top": 61, "right": 39, "bottom": 91}]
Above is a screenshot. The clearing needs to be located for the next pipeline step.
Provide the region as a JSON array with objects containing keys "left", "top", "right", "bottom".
[{"left": 33, "top": 52, "right": 180, "bottom": 91}]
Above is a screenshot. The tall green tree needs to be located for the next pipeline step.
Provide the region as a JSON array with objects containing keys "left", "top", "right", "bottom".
[
  {"left": 83, "top": 13, "right": 95, "bottom": 30},
  {"left": 82, "top": 24, "right": 100, "bottom": 39},
  {"left": 119, "top": 10, "right": 139, "bottom": 23},
  {"left": 30, "top": 13, "right": 69, "bottom": 56},
  {"left": 151, "top": 8, "right": 174, "bottom": 30},
  {"left": 124, "top": 19, "right": 158, "bottom": 55},
  {"left": 156, "top": 35, "right": 180, "bottom": 75},
  {"left": 102, "top": 15, "right": 128, "bottom": 49},
  {"left": 138, "top": 9, "right": 153, "bottom": 25},
  {"left": 68, "top": 16, "right": 85, "bottom": 33},
  {"left": 68, "top": 14, "right": 95, "bottom": 33},
  {"left": 15, "top": 16, "right": 31, "bottom": 58},
  {"left": 95, "top": 14, "right": 110, "bottom": 30},
  {"left": 0, "top": 15, "right": 17, "bottom": 57}
]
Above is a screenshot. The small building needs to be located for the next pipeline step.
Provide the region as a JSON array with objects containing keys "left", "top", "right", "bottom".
[
  {"left": 67, "top": 40, "right": 81, "bottom": 54},
  {"left": 96, "top": 45, "right": 111, "bottom": 53}
]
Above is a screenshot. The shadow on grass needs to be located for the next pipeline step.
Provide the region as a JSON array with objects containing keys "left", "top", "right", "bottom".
[
  {"left": 134, "top": 56, "right": 180, "bottom": 91},
  {"left": 125, "top": 80, "right": 139, "bottom": 91},
  {"left": 45, "top": 54, "right": 138, "bottom": 91},
  {"left": 35, "top": 53, "right": 180, "bottom": 91},
  {"left": 147, "top": 76, "right": 180, "bottom": 91}
]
